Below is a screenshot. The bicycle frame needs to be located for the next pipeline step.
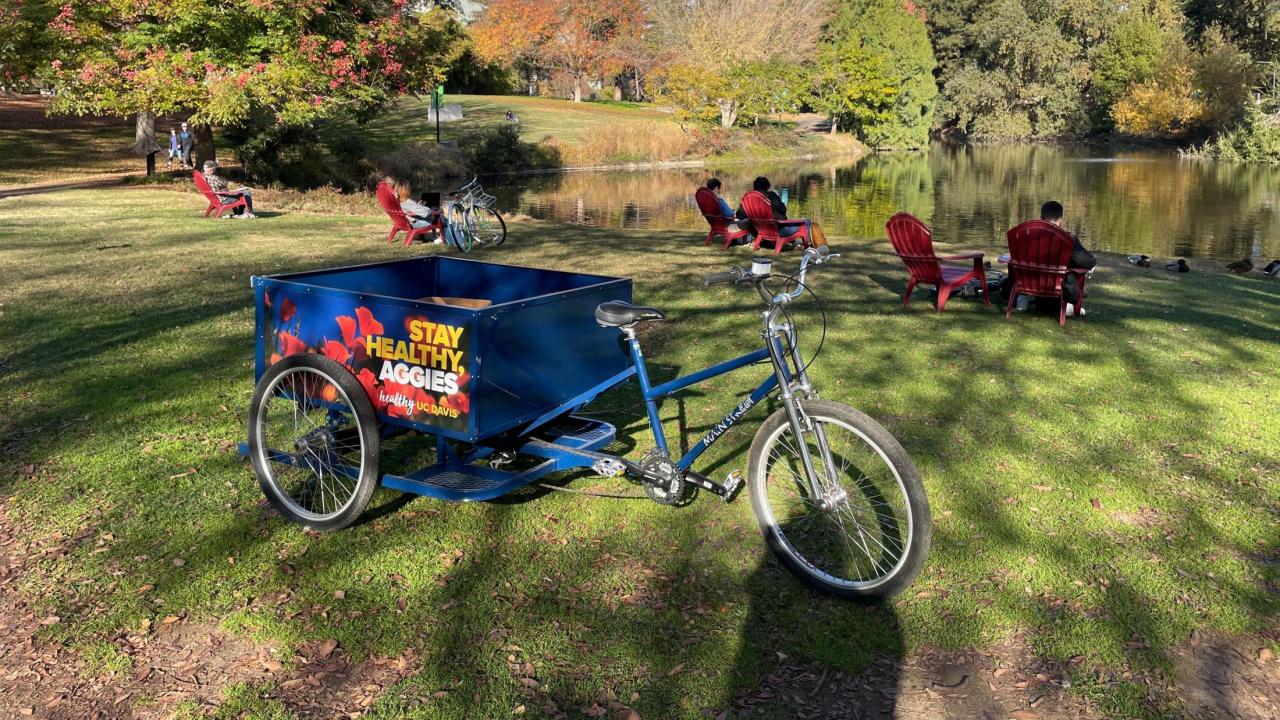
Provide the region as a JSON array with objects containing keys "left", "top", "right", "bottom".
[{"left": 618, "top": 307, "right": 809, "bottom": 474}]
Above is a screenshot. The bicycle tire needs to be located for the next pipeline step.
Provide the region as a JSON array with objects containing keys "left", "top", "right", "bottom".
[
  {"left": 443, "top": 203, "right": 473, "bottom": 253},
  {"left": 747, "top": 399, "right": 930, "bottom": 600},
  {"left": 248, "top": 354, "right": 380, "bottom": 531},
  {"left": 472, "top": 207, "right": 506, "bottom": 246}
]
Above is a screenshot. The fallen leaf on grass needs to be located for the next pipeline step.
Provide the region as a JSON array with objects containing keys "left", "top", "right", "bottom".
[
  {"left": 333, "top": 590, "right": 346, "bottom": 600},
  {"left": 993, "top": 668, "right": 1009, "bottom": 678},
  {"left": 39, "top": 615, "right": 60, "bottom": 625},
  {"left": 168, "top": 467, "right": 198, "bottom": 480},
  {"left": 1009, "top": 710, "right": 1040, "bottom": 719},
  {"left": 1090, "top": 498, "right": 1102, "bottom": 510},
  {"left": 518, "top": 677, "right": 539, "bottom": 689},
  {"left": 280, "top": 678, "right": 305, "bottom": 690},
  {"left": 1260, "top": 648, "right": 1274, "bottom": 663},
  {"left": 583, "top": 705, "right": 607, "bottom": 717},
  {"left": 171, "top": 558, "right": 185, "bottom": 567},
  {"left": 261, "top": 660, "right": 283, "bottom": 673},
  {"left": 1032, "top": 485, "right": 1053, "bottom": 493},
  {"left": 667, "top": 663, "right": 685, "bottom": 677},
  {"left": 138, "top": 584, "right": 155, "bottom": 595},
  {"left": 624, "top": 710, "right": 641, "bottom": 720},
  {"left": 317, "top": 639, "right": 339, "bottom": 658}
]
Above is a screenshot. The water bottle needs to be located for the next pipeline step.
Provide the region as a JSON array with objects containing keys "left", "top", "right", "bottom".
[
  {"left": 780, "top": 188, "right": 790, "bottom": 205},
  {"left": 1015, "top": 295, "right": 1030, "bottom": 311}
]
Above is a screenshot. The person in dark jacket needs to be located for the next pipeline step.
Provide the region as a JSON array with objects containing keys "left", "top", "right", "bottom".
[
  {"left": 735, "top": 175, "right": 808, "bottom": 250},
  {"left": 178, "top": 122, "right": 194, "bottom": 168},
  {"left": 736, "top": 176, "right": 787, "bottom": 225},
  {"left": 1000, "top": 201, "right": 1096, "bottom": 314},
  {"left": 1040, "top": 200, "right": 1095, "bottom": 314}
]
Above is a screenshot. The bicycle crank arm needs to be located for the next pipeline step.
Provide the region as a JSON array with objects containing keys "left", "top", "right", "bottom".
[{"left": 683, "top": 469, "right": 745, "bottom": 503}]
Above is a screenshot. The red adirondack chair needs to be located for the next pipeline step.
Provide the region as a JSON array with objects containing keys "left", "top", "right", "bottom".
[
  {"left": 741, "top": 191, "right": 811, "bottom": 255},
  {"left": 1005, "top": 220, "right": 1089, "bottom": 326},
  {"left": 376, "top": 181, "right": 440, "bottom": 246},
  {"left": 885, "top": 212, "right": 988, "bottom": 312},
  {"left": 694, "top": 187, "right": 750, "bottom": 248},
  {"left": 192, "top": 170, "right": 247, "bottom": 218}
]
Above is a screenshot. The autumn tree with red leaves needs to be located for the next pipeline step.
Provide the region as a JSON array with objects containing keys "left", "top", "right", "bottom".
[
  {"left": 42, "top": 0, "right": 460, "bottom": 172},
  {"left": 471, "top": 0, "right": 643, "bottom": 102}
]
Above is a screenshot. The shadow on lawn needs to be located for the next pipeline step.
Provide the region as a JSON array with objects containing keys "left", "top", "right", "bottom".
[{"left": 3, "top": 216, "right": 1276, "bottom": 716}]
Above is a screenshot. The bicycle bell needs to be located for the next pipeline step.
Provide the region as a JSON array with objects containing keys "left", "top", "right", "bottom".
[{"left": 751, "top": 256, "right": 773, "bottom": 277}]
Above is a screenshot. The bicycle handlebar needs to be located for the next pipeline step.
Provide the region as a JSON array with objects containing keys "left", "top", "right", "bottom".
[
  {"left": 702, "top": 267, "right": 748, "bottom": 287},
  {"left": 703, "top": 246, "right": 838, "bottom": 303}
]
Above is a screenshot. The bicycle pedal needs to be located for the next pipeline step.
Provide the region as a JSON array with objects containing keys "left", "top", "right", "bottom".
[
  {"left": 591, "top": 458, "right": 627, "bottom": 477},
  {"left": 722, "top": 470, "right": 744, "bottom": 502}
]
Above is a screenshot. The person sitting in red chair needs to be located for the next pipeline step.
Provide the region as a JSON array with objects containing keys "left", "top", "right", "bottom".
[
  {"left": 1000, "top": 201, "right": 1096, "bottom": 316},
  {"left": 202, "top": 160, "right": 256, "bottom": 219}
]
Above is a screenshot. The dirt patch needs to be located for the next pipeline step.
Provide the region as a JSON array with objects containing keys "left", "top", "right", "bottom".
[
  {"left": 723, "top": 637, "right": 1099, "bottom": 720},
  {"left": 0, "top": 496, "right": 418, "bottom": 719},
  {"left": 1169, "top": 630, "right": 1280, "bottom": 720}
]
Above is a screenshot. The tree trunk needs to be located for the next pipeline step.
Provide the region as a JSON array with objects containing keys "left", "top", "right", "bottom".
[
  {"left": 126, "top": 111, "right": 163, "bottom": 175},
  {"left": 830, "top": 116, "right": 838, "bottom": 135},
  {"left": 193, "top": 124, "right": 216, "bottom": 170},
  {"left": 613, "top": 84, "right": 622, "bottom": 101},
  {"left": 572, "top": 75, "right": 582, "bottom": 103},
  {"left": 716, "top": 99, "right": 737, "bottom": 128},
  {"left": 633, "top": 70, "right": 642, "bottom": 101}
]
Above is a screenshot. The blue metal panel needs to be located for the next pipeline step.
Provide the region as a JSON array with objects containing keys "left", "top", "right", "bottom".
[
  {"left": 379, "top": 418, "right": 617, "bottom": 500},
  {"left": 250, "top": 256, "right": 631, "bottom": 443}
]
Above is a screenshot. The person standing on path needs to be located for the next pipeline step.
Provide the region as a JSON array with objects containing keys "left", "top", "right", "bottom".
[{"left": 178, "top": 123, "right": 194, "bottom": 169}]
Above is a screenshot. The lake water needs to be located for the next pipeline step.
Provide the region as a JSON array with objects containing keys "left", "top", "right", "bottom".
[{"left": 493, "top": 144, "right": 1280, "bottom": 262}]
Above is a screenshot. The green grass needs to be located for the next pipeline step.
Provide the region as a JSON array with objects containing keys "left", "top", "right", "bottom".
[
  {"left": 364, "top": 94, "right": 676, "bottom": 148},
  {"left": 1, "top": 186, "right": 1277, "bottom": 718},
  {"left": 0, "top": 97, "right": 189, "bottom": 187}
]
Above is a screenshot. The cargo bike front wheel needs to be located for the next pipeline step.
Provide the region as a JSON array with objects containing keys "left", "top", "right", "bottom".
[
  {"left": 747, "top": 399, "right": 930, "bottom": 600},
  {"left": 248, "top": 355, "right": 380, "bottom": 531}
]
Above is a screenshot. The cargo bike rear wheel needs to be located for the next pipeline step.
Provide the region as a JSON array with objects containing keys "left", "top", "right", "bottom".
[{"left": 248, "top": 355, "right": 380, "bottom": 531}]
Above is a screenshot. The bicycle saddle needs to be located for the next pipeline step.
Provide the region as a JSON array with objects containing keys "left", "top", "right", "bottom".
[{"left": 594, "top": 301, "right": 666, "bottom": 328}]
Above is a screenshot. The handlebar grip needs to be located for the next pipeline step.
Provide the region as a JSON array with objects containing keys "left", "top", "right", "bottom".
[{"left": 703, "top": 269, "right": 742, "bottom": 287}]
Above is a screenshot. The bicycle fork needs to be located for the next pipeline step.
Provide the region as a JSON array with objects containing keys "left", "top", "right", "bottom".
[{"left": 765, "top": 316, "right": 843, "bottom": 510}]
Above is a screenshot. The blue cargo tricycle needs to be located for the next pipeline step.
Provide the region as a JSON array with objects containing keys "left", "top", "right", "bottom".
[{"left": 244, "top": 249, "right": 930, "bottom": 599}]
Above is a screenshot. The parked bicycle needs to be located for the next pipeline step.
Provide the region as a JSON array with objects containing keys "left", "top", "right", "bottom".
[
  {"left": 442, "top": 177, "right": 506, "bottom": 252},
  {"left": 244, "top": 246, "right": 932, "bottom": 599}
]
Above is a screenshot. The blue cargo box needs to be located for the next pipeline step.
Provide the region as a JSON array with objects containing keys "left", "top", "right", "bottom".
[{"left": 252, "top": 255, "right": 632, "bottom": 443}]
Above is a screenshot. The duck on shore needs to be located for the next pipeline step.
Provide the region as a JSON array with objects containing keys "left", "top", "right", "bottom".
[
  {"left": 1226, "top": 257, "right": 1254, "bottom": 273},
  {"left": 1166, "top": 258, "right": 1190, "bottom": 273},
  {"left": 1127, "top": 254, "right": 1151, "bottom": 267},
  {"left": 1262, "top": 259, "right": 1280, "bottom": 276}
]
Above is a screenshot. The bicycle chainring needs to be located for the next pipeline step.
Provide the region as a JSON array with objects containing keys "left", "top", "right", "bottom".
[{"left": 640, "top": 450, "right": 687, "bottom": 506}]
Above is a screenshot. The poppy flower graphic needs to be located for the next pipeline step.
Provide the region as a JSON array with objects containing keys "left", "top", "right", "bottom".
[{"left": 279, "top": 331, "right": 307, "bottom": 356}]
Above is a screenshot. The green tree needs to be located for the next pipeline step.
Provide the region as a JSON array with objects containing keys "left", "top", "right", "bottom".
[
  {"left": 44, "top": 0, "right": 460, "bottom": 172},
  {"left": 1184, "top": 0, "right": 1280, "bottom": 63},
  {"left": 1194, "top": 26, "right": 1256, "bottom": 133},
  {"left": 1091, "top": 14, "right": 1164, "bottom": 109},
  {"left": 809, "top": 43, "right": 897, "bottom": 138},
  {"left": 812, "top": 0, "right": 937, "bottom": 147},
  {"left": 0, "top": 1, "right": 60, "bottom": 91}
]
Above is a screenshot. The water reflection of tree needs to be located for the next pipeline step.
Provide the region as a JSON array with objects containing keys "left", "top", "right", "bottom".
[{"left": 503, "top": 146, "right": 1280, "bottom": 260}]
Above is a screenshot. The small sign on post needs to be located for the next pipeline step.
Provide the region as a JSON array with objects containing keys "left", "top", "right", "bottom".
[{"left": 435, "top": 85, "right": 445, "bottom": 144}]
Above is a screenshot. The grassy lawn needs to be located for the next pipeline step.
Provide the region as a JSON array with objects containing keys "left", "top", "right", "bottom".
[
  {"left": 0, "top": 187, "right": 1277, "bottom": 718},
  {"left": 363, "top": 94, "right": 675, "bottom": 148},
  {"left": 0, "top": 96, "right": 188, "bottom": 188}
]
